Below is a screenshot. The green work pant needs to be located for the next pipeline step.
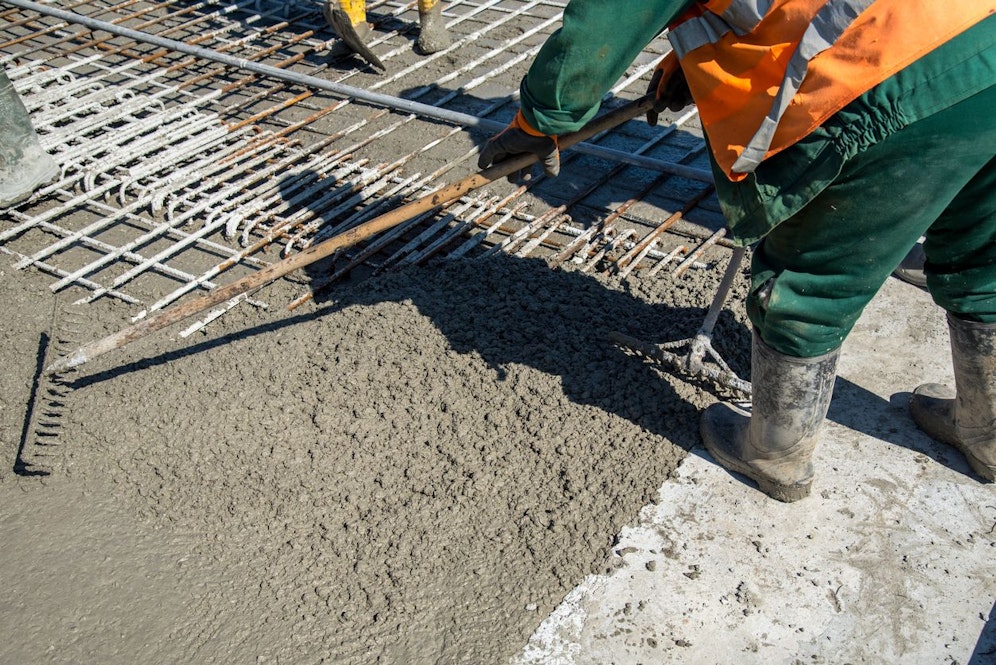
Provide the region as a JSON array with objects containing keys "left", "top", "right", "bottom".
[{"left": 748, "top": 83, "right": 996, "bottom": 358}]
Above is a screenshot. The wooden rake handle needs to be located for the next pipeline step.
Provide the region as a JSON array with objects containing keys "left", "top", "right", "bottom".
[{"left": 45, "top": 95, "right": 655, "bottom": 375}]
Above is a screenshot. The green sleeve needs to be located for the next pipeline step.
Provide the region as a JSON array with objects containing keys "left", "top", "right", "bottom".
[{"left": 519, "top": 0, "right": 696, "bottom": 135}]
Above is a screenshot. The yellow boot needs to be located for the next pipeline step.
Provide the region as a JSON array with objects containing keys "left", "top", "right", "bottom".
[{"left": 323, "top": 0, "right": 384, "bottom": 70}]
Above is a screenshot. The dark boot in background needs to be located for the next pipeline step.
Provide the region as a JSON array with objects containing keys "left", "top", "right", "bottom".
[
  {"left": 911, "top": 314, "right": 996, "bottom": 481},
  {"left": 893, "top": 242, "right": 928, "bottom": 290}
]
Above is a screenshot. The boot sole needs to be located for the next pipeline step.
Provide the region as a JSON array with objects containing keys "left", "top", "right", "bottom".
[
  {"left": 700, "top": 404, "right": 813, "bottom": 503},
  {"left": 705, "top": 440, "right": 813, "bottom": 503}
]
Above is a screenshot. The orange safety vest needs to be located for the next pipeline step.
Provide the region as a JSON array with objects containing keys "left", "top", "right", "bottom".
[{"left": 669, "top": 0, "right": 995, "bottom": 181}]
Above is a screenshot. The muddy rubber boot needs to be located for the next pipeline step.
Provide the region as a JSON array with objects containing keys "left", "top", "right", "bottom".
[
  {"left": 0, "top": 69, "right": 58, "bottom": 207},
  {"left": 700, "top": 333, "right": 839, "bottom": 502},
  {"left": 910, "top": 314, "right": 996, "bottom": 481},
  {"left": 415, "top": 0, "right": 450, "bottom": 55},
  {"left": 323, "top": 0, "right": 385, "bottom": 70}
]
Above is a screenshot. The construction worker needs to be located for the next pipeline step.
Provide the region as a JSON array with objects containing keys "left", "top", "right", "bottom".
[
  {"left": 478, "top": 1, "right": 996, "bottom": 502},
  {"left": 324, "top": 0, "right": 450, "bottom": 70}
]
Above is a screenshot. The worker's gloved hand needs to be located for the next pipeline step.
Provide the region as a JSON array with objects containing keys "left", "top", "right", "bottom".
[
  {"left": 478, "top": 110, "right": 560, "bottom": 182},
  {"left": 646, "top": 51, "right": 693, "bottom": 126}
]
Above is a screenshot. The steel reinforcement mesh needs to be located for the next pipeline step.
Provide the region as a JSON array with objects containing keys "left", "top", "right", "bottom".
[{"left": 1, "top": 0, "right": 728, "bottom": 329}]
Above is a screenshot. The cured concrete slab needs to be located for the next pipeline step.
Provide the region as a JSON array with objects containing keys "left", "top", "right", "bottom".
[{"left": 514, "top": 275, "right": 996, "bottom": 665}]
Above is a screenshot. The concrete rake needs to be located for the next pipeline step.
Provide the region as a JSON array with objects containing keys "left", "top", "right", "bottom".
[{"left": 610, "top": 246, "right": 751, "bottom": 396}]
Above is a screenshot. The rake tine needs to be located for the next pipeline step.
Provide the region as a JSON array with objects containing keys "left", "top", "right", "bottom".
[{"left": 611, "top": 246, "right": 751, "bottom": 396}]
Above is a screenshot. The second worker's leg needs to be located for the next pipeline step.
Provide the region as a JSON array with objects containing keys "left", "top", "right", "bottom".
[{"left": 416, "top": 0, "right": 450, "bottom": 54}]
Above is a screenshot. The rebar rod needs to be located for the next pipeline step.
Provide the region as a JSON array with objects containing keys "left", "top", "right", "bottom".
[
  {"left": 42, "top": 93, "right": 656, "bottom": 374},
  {"left": 612, "top": 182, "right": 714, "bottom": 275},
  {"left": 8, "top": 0, "right": 710, "bottom": 291},
  {"left": 380, "top": 195, "right": 488, "bottom": 269},
  {"left": 89, "top": 157, "right": 376, "bottom": 307},
  {"left": 4, "top": 208, "right": 226, "bottom": 294},
  {"left": 7, "top": 112, "right": 233, "bottom": 257},
  {"left": 5, "top": 0, "right": 713, "bottom": 182},
  {"left": 55, "top": 191, "right": 273, "bottom": 271},
  {"left": 487, "top": 105, "right": 704, "bottom": 268},
  {"left": 131, "top": 158, "right": 384, "bottom": 317},
  {"left": 45, "top": 134, "right": 287, "bottom": 291},
  {"left": 673, "top": 228, "right": 726, "bottom": 277},
  {"left": 0, "top": 246, "right": 139, "bottom": 304}
]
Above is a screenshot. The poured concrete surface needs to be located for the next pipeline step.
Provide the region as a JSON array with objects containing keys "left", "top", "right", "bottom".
[
  {"left": 0, "top": 257, "right": 728, "bottom": 663},
  {"left": 2, "top": 250, "right": 994, "bottom": 664},
  {"left": 514, "top": 275, "right": 996, "bottom": 665},
  {"left": 3, "top": 2, "right": 992, "bottom": 661}
]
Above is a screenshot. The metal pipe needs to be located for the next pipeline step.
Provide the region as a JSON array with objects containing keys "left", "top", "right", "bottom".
[{"left": 5, "top": 0, "right": 713, "bottom": 183}]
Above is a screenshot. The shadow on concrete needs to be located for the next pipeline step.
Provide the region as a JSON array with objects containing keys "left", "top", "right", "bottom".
[
  {"left": 970, "top": 597, "right": 996, "bottom": 665},
  {"left": 60, "top": 235, "right": 751, "bottom": 664},
  {"left": 12, "top": 332, "right": 52, "bottom": 477},
  {"left": 827, "top": 376, "right": 980, "bottom": 481},
  {"left": 67, "top": 251, "right": 750, "bottom": 456}
]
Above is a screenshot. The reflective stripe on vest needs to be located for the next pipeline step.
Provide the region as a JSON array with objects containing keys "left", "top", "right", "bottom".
[
  {"left": 669, "top": 0, "right": 773, "bottom": 53},
  {"left": 669, "top": 0, "right": 995, "bottom": 181}
]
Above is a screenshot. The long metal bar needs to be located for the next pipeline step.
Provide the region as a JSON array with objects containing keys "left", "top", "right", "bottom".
[
  {"left": 43, "top": 93, "right": 656, "bottom": 374},
  {"left": 7, "top": 1, "right": 713, "bottom": 294},
  {"left": 4, "top": 0, "right": 713, "bottom": 183}
]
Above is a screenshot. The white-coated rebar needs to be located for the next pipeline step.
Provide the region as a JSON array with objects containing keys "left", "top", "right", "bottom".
[
  {"left": 5, "top": 0, "right": 712, "bottom": 181},
  {"left": 1, "top": 0, "right": 727, "bottom": 349}
]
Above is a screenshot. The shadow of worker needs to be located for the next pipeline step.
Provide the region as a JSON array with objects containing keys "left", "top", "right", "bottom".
[
  {"left": 970, "top": 597, "right": 996, "bottom": 664},
  {"left": 311, "top": 250, "right": 750, "bottom": 453}
]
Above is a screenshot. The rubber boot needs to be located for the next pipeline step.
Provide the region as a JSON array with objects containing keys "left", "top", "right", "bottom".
[
  {"left": 0, "top": 69, "right": 58, "bottom": 207},
  {"left": 893, "top": 242, "right": 928, "bottom": 290},
  {"left": 700, "top": 333, "right": 839, "bottom": 502},
  {"left": 910, "top": 314, "right": 996, "bottom": 481},
  {"left": 323, "top": 0, "right": 385, "bottom": 70},
  {"left": 415, "top": 0, "right": 450, "bottom": 54}
]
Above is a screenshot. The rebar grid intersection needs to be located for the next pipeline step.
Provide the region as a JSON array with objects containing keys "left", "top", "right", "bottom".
[{"left": 2, "top": 0, "right": 728, "bottom": 334}]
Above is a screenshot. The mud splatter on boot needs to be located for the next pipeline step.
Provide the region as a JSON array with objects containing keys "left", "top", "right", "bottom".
[
  {"left": 700, "top": 333, "right": 839, "bottom": 502},
  {"left": 416, "top": 0, "right": 450, "bottom": 55},
  {"left": 911, "top": 314, "right": 996, "bottom": 481}
]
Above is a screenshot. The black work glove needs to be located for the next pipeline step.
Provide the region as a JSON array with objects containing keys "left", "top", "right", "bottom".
[
  {"left": 646, "top": 51, "right": 693, "bottom": 126},
  {"left": 478, "top": 110, "right": 560, "bottom": 182}
]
